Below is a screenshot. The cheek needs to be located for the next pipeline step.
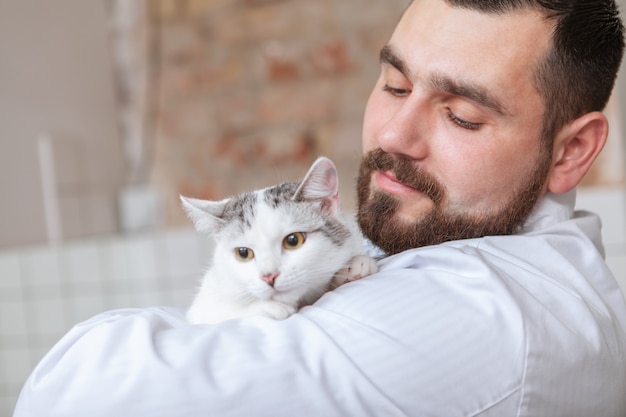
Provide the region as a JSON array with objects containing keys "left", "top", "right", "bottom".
[
  {"left": 438, "top": 143, "right": 515, "bottom": 205},
  {"left": 227, "top": 258, "right": 255, "bottom": 282},
  {"left": 362, "top": 89, "right": 387, "bottom": 152},
  {"left": 447, "top": 148, "right": 536, "bottom": 209}
]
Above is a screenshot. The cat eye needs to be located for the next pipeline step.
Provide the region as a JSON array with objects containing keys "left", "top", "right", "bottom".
[
  {"left": 283, "top": 232, "right": 306, "bottom": 250},
  {"left": 235, "top": 247, "right": 254, "bottom": 262}
]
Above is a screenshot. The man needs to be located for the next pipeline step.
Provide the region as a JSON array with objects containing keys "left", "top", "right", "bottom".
[{"left": 14, "top": 1, "right": 626, "bottom": 416}]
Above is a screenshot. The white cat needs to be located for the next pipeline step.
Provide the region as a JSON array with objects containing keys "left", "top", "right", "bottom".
[{"left": 181, "top": 157, "right": 378, "bottom": 324}]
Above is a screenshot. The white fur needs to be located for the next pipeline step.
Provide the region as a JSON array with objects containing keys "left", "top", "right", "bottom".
[{"left": 183, "top": 157, "right": 378, "bottom": 324}]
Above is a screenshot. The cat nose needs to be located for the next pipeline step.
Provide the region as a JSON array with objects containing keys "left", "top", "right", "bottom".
[{"left": 261, "top": 271, "right": 280, "bottom": 286}]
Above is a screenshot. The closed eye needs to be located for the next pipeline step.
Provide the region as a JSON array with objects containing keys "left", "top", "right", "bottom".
[
  {"left": 447, "top": 110, "right": 482, "bottom": 130},
  {"left": 383, "top": 84, "right": 411, "bottom": 97}
]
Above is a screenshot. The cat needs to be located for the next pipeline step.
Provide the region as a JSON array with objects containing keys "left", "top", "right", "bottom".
[{"left": 180, "top": 156, "right": 378, "bottom": 324}]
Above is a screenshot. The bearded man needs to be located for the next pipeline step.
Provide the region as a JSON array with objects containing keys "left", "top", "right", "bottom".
[{"left": 14, "top": 1, "right": 626, "bottom": 416}]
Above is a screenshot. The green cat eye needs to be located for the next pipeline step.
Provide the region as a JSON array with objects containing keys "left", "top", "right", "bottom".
[
  {"left": 235, "top": 247, "right": 254, "bottom": 262},
  {"left": 283, "top": 232, "right": 306, "bottom": 250}
]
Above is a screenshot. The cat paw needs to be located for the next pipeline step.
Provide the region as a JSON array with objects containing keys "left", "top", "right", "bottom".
[
  {"left": 347, "top": 255, "right": 379, "bottom": 281},
  {"left": 331, "top": 255, "right": 379, "bottom": 287},
  {"left": 249, "top": 301, "right": 297, "bottom": 320}
]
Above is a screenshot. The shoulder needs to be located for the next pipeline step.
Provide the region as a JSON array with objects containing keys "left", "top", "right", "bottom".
[
  {"left": 307, "top": 243, "right": 529, "bottom": 415},
  {"left": 308, "top": 234, "right": 626, "bottom": 416}
]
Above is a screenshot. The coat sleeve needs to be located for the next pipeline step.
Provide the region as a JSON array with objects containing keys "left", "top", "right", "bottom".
[{"left": 13, "top": 249, "right": 527, "bottom": 417}]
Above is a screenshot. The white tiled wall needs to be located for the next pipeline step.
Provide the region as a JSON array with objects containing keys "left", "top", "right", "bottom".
[
  {"left": 38, "top": 133, "right": 120, "bottom": 243},
  {"left": 0, "top": 228, "right": 212, "bottom": 416},
  {"left": 1, "top": 188, "right": 625, "bottom": 416}
]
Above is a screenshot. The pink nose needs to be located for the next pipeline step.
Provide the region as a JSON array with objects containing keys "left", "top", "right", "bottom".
[{"left": 261, "top": 272, "right": 280, "bottom": 286}]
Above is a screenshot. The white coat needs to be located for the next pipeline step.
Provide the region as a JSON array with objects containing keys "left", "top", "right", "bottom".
[{"left": 14, "top": 190, "right": 626, "bottom": 416}]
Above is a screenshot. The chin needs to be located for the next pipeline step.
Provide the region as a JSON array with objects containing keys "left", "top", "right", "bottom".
[{"left": 395, "top": 197, "right": 436, "bottom": 220}]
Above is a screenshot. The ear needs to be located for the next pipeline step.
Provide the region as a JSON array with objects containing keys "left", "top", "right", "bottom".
[
  {"left": 179, "top": 195, "right": 229, "bottom": 234},
  {"left": 546, "top": 111, "right": 608, "bottom": 194},
  {"left": 293, "top": 157, "right": 341, "bottom": 214}
]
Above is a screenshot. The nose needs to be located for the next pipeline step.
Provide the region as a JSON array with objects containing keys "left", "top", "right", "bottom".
[
  {"left": 261, "top": 271, "right": 280, "bottom": 287},
  {"left": 377, "top": 96, "right": 430, "bottom": 160}
]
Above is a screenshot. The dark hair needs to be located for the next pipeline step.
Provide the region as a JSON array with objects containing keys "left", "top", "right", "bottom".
[{"left": 445, "top": 0, "right": 625, "bottom": 148}]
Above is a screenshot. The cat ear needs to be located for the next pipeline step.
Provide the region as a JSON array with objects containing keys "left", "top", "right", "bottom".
[
  {"left": 180, "top": 195, "right": 229, "bottom": 234},
  {"left": 293, "top": 156, "right": 340, "bottom": 214}
]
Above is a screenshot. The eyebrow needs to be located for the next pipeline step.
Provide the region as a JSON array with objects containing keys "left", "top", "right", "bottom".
[
  {"left": 379, "top": 45, "right": 510, "bottom": 116},
  {"left": 379, "top": 45, "right": 409, "bottom": 78}
]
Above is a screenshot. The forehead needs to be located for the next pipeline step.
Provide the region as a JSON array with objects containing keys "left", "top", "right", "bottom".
[
  {"left": 221, "top": 182, "right": 323, "bottom": 235},
  {"left": 391, "top": 0, "right": 553, "bottom": 113}
]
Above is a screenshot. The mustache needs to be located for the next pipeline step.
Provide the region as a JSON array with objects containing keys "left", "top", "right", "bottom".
[{"left": 362, "top": 148, "right": 444, "bottom": 204}]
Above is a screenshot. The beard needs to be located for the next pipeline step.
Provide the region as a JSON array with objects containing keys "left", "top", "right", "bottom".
[{"left": 357, "top": 148, "right": 551, "bottom": 255}]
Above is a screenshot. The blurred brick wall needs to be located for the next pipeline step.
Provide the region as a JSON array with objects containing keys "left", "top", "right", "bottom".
[
  {"left": 110, "top": 0, "right": 410, "bottom": 228},
  {"left": 109, "top": 0, "right": 625, "bottom": 230}
]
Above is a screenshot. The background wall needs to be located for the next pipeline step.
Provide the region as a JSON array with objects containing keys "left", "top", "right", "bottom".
[
  {"left": 120, "top": 0, "right": 409, "bottom": 226},
  {"left": 0, "top": 0, "right": 125, "bottom": 247},
  {"left": 2, "top": 0, "right": 624, "bottom": 245},
  {"left": 1, "top": 0, "right": 626, "bottom": 415}
]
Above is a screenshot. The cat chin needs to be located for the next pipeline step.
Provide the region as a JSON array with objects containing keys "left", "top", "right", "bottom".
[
  {"left": 259, "top": 289, "right": 302, "bottom": 306},
  {"left": 247, "top": 285, "right": 288, "bottom": 302},
  {"left": 272, "top": 286, "right": 329, "bottom": 307}
]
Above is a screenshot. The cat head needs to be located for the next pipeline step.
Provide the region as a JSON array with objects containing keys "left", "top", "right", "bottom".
[
  {"left": 180, "top": 157, "right": 357, "bottom": 304},
  {"left": 180, "top": 156, "right": 341, "bottom": 236}
]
